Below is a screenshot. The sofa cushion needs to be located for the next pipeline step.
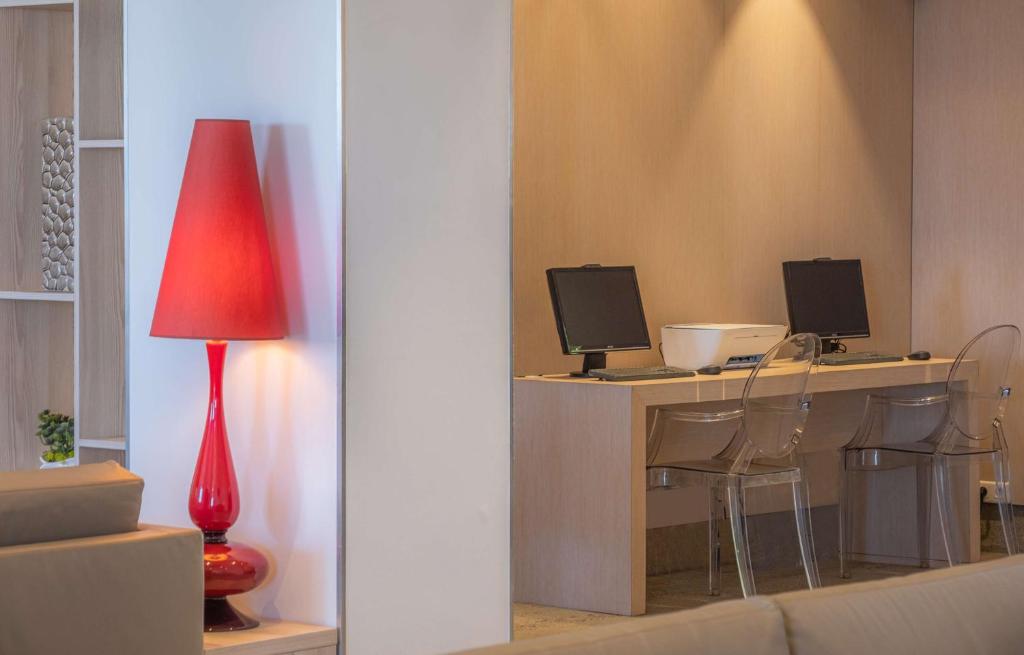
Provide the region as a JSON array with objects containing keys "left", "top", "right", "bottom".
[
  {"left": 455, "top": 598, "right": 790, "bottom": 655},
  {"left": 0, "top": 524, "right": 203, "bottom": 655},
  {"left": 0, "top": 461, "right": 143, "bottom": 547},
  {"left": 773, "top": 555, "right": 1024, "bottom": 655}
]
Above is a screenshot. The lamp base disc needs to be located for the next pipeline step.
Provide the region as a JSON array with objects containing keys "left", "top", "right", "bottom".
[{"left": 204, "top": 597, "right": 260, "bottom": 632}]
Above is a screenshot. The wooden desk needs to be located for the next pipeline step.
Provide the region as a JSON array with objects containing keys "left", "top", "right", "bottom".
[{"left": 512, "top": 359, "right": 977, "bottom": 616}]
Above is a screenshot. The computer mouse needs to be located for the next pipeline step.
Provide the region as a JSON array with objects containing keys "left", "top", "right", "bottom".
[
  {"left": 698, "top": 365, "right": 722, "bottom": 375},
  {"left": 907, "top": 350, "right": 931, "bottom": 361}
]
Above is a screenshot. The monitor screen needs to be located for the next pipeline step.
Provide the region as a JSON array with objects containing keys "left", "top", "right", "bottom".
[
  {"left": 783, "top": 259, "right": 870, "bottom": 339},
  {"left": 547, "top": 266, "right": 651, "bottom": 354}
]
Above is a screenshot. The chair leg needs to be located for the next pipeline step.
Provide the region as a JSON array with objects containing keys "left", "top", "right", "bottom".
[
  {"left": 792, "top": 477, "right": 821, "bottom": 589},
  {"left": 933, "top": 455, "right": 960, "bottom": 566},
  {"left": 838, "top": 450, "right": 851, "bottom": 579},
  {"left": 708, "top": 483, "right": 723, "bottom": 596},
  {"left": 993, "top": 451, "right": 1019, "bottom": 555},
  {"left": 916, "top": 458, "right": 932, "bottom": 568},
  {"left": 727, "top": 478, "right": 756, "bottom": 598}
]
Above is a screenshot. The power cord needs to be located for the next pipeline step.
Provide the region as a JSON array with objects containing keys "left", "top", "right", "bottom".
[{"left": 826, "top": 339, "right": 847, "bottom": 353}]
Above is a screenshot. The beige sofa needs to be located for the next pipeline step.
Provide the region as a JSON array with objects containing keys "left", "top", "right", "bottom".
[
  {"left": 461, "top": 554, "right": 1024, "bottom": 655},
  {"left": 0, "top": 461, "right": 204, "bottom": 655}
]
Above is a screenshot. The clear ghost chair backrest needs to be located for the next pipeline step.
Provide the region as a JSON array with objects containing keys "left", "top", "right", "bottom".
[
  {"left": 947, "top": 324, "right": 1021, "bottom": 440},
  {"left": 728, "top": 333, "right": 820, "bottom": 470}
]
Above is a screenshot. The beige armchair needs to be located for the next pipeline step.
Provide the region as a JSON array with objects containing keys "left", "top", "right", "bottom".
[{"left": 0, "top": 461, "right": 203, "bottom": 655}]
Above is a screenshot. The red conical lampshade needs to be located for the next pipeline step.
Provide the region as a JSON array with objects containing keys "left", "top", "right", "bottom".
[{"left": 151, "top": 119, "right": 285, "bottom": 340}]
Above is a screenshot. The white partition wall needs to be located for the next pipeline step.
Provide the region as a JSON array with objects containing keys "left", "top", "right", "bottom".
[
  {"left": 125, "top": 0, "right": 342, "bottom": 626},
  {"left": 126, "top": 0, "right": 511, "bottom": 646},
  {"left": 343, "top": 1, "right": 512, "bottom": 653}
]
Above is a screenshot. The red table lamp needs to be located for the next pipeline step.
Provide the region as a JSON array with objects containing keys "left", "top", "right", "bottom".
[{"left": 151, "top": 119, "right": 286, "bottom": 632}]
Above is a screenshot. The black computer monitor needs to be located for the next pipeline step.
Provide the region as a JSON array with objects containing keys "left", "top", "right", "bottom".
[
  {"left": 783, "top": 258, "right": 870, "bottom": 354},
  {"left": 547, "top": 265, "right": 651, "bottom": 376}
]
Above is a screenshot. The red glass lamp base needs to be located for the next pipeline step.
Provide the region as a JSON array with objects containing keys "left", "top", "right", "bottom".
[
  {"left": 204, "top": 597, "right": 260, "bottom": 632},
  {"left": 190, "top": 342, "right": 270, "bottom": 632},
  {"left": 203, "top": 535, "right": 269, "bottom": 632}
]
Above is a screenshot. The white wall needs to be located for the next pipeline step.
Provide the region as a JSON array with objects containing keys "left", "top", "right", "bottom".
[
  {"left": 125, "top": 0, "right": 341, "bottom": 627},
  {"left": 343, "top": 1, "right": 512, "bottom": 653}
]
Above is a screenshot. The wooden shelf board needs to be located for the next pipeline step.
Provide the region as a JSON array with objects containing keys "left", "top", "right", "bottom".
[
  {"left": 79, "top": 436, "right": 125, "bottom": 451},
  {"left": 0, "top": 291, "right": 74, "bottom": 302},
  {"left": 79, "top": 138, "right": 124, "bottom": 149},
  {"left": 203, "top": 620, "right": 337, "bottom": 655},
  {"left": 0, "top": 1, "right": 72, "bottom": 8}
]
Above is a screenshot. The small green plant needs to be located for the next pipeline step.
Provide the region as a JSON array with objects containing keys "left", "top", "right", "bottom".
[{"left": 37, "top": 410, "right": 74, "bottom": 463}]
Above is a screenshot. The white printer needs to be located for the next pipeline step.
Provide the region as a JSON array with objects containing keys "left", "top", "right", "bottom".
[{"left": 660, "top": 323, "right": 788, "bottom": 371}]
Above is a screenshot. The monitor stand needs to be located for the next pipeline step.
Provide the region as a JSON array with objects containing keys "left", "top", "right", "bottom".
[
  {"left": 821, "top": 339, "right": 845, "bottom": 355},
  {"left": 571, "top": 352, "right": 607, "bottom": 377}
]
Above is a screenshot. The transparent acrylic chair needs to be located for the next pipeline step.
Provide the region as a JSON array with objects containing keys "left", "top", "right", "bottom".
[
  {"left": 839, "top": 324, "right": 1020, "bottom": 577},
  {"left": 647, "top": 333, "right": 821, "bottom": 598}
]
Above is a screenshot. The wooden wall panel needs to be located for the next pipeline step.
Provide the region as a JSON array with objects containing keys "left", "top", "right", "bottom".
[
  {"left": 79, "top": 0, "right": 123, "bottom": 139},
  {"left": 912, "top": 0, "right": 1024, "bottom": 496},
  {"left": 78, "top": 448, "right": 125, "bottom": 466},
  {"left": 0, "top": 304, "right": 13, "bottom": 470},
  {"left": 0, "top": 6, "right": 74, "bottom": 293},
  {"left": 0, "top": 300, "right": 74, "bottom": 471},
  {"left": 513, "top": 0, "right": 914, "bottom": 375},
  {"left": 79, "top": 149, "right": 125, "bottom": 440}
]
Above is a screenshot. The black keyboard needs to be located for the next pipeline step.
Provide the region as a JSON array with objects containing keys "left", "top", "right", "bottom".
[
  {"left": 819, "top": 352, "right": 904, "bottom": 366},
  {"left": 588, "top": 366, "right": 696, "bottom": 381}
]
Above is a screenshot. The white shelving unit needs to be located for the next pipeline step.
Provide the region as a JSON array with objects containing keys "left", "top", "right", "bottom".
[
  {"left": 1, "top": 0, "right": 126, "bottom": 471},
  {"left": 0, "top": 1, "right": 73, "bottom": 7},
  {"left": 0, "top": 291, "right": 75, "bottom": 302},
  {"left": 79, "top": 138, "right": 123, "bottom": 149},
  {"left": 79, "top": 436, "right": 125, "bottom": 451},
  {"left": 73, "top": 0, "right": 126, "bottom": 467},
  {"left": 0, "top": 2, "right": 76, "bottom": 471}
]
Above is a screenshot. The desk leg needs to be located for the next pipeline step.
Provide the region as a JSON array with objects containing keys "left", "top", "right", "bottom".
[
  {"left": 513, "top": 381, "right": 645, "bottom": 615},
  {"left": 856, "top": 457, "right": 979, "bottom": 565}
]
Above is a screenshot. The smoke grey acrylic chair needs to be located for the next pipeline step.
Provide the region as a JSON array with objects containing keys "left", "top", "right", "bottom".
[
  {"left": 647, "top": 333, "right": 821, "bottom": 598},
  {"left": 839, "top": 324, "right": 1020, "bottom": 577}
]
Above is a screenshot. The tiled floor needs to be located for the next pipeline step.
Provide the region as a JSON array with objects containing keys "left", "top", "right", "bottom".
[{"left": 513, "top": 558, "right": 993, "bottom": 640}]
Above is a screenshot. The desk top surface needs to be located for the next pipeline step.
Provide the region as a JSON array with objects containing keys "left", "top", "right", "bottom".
[
  {"left": 516, "top": 358, "right": 962, "bottom": 404},
  {"left": 517, "top": 357, "right": 957, "bottom": 386}
]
